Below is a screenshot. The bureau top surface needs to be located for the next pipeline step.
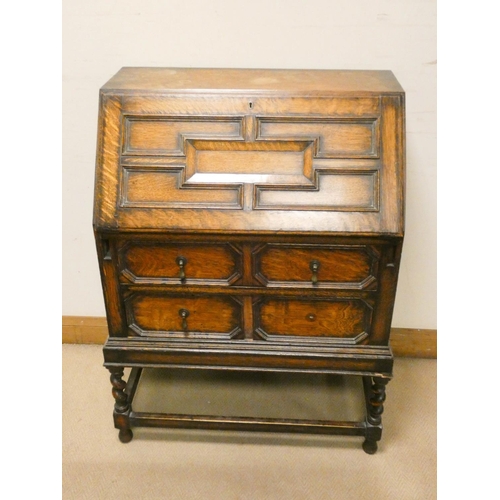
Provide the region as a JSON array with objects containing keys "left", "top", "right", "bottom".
[{"left": 101, "top": 67, "right": 404, "bottom": 95}]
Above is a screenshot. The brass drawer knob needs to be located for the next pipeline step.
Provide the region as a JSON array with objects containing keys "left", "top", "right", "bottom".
[
  {"left": 310, "top": 260, "right": 320, "bottom": 284},
  {"left": 176, "top": 256, "right": 187, "bottom": 281},
  {"left": 179, "top": 308, "right": 190, "bottom": 331}
]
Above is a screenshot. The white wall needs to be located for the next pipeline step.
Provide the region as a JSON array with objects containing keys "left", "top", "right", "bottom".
[{"left": 63, "top": 0, "right": 436, "bottom": 329}]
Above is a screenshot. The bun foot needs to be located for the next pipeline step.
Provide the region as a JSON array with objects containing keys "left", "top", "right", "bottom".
[
  {"left": 362, "top": 439, "right": 378, "bottom": 454},
  {"left": 118, "top": 429, "right": 133, "bottom": 443}
]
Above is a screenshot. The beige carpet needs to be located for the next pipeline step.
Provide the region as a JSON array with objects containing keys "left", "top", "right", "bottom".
[{"left": 63, "top": 345, "right": 436, "bottom": 499}]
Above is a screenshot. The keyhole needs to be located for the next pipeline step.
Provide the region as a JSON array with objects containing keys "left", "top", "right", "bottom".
[{"left": 249, "top": 101, "right": 253, "bottom": 109}]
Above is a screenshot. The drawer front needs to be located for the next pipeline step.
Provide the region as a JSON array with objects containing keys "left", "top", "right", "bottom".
[
  {"left": 118, "top": 241, "right": 242, "bottom": 285},
  {"left": 125, "top": 293, "right": 243, "bottom": 339},
  {"left": 255, "top": 298, "right": 373, "bottom": 345},
  {"left": 254, "top": 244, "right": 379, "bottom": 289}
]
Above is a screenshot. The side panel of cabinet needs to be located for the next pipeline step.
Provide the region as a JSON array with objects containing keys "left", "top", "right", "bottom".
[{"left": 94, "top": 234, "right": 127, "bottom": 337}]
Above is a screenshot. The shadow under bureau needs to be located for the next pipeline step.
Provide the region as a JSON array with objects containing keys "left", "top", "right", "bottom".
[{"left": 93, "top": 68, "right": 405, "bottom": 453}]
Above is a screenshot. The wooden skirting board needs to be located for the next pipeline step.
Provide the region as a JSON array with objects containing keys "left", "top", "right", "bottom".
[{"left": 62, "top": 316, "right": 436, "bottom": 359}]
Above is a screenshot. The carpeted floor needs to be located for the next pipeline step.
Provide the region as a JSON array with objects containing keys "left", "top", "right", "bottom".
[{"left": 62, "top": 344, "right": 436, "bottom": 499}]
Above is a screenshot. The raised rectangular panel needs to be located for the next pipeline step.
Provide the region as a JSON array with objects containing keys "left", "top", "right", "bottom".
[
  {"left": 185, "top": 140, "right": 314, "bottom": 184},
  {"left": 258, "top": 119, "right": 379, "bottom": 158},
  {"left": 121, "top": 168, "right": 242, "bottom": 209},
  {"left": 256, "top": 171, "right": 378, "bottom": 211},
  {"left": 123, "top": 117, "right": 243, "bottom": 155}
]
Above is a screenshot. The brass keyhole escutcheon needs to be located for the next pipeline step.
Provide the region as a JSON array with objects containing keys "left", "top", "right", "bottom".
[
  {"left": 179, "top": 308, "right": 190, "bottom": 331},
  {"left": 310, "top": 260, "right": 320, "bottom": 284},
  {"left": 176, "top": 256, "right": 187, "bottom": 281}
]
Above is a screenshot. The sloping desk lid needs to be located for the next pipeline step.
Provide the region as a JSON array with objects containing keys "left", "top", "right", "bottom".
[{"left": 94, "top": 68, "right": 405, "bottom": 236}]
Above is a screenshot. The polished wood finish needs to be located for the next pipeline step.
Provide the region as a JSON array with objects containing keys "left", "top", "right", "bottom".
[{"left": 93, "top": 68, "right": 405, "bottom": 453}]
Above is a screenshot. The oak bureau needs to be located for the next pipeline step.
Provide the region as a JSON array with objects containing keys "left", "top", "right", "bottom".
[{"left": 93, "top": 68, "right": 405, "bottom": 453}]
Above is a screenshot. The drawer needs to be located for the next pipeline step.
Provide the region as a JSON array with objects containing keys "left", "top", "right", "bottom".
[
  {"left": 253, "top": 244, "right": 379, "bottom": 289},
  {"left": 255, "top": 298, "right": 373, "bottom": 345},
  {"left": 125, "top": 293, "right": 243, "bottom": 340},
  {"left": 117, "top": 241, "right": 242, "bottom": 285}
]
